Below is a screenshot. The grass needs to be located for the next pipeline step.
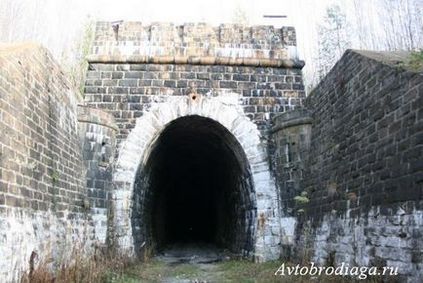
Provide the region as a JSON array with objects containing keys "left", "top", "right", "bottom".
[
  {"left": 20, "top": 252, "right": 133, "bottom": 283},
  {"left": 396, "top": 49, "right": 423, "bottom": 72},
  {"left": 21, "top": 247, "right": 390, "bottom": 283},
  {"left": 106, "top": 259, "right": 202, "bottom": 282},
  {"left": 217, "top": 259, "right": 285, "bottom": 282}
]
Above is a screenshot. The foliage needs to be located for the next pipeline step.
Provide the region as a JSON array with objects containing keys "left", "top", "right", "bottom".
[
  {"left": 407, "top": 49, "right": 423, "bottom": 71},
  {"left": 51, "top": 171, "right": 60, "bottom": 184},
  {"left": 294, "top": 191, "right": 310, "bottom": 216},
  {"left": 50, "top": 170, "right": 60, "bottom": 210},
  {"left": 232, "top": 1, "right": 249, "bottom": 25},
  {"left": 294, "top": 191, "right": 310, "bottom": 205},
  {"left": 69, "top": 18, "right": 95, "bottom": 97}
]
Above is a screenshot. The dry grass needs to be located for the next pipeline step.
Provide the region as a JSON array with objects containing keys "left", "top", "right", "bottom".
[
  {"left": 19, "top": 251, "right": 394, "bottom": 283},
  {"left": 20, "top": 250, "right": 132, "bottom": 283}
]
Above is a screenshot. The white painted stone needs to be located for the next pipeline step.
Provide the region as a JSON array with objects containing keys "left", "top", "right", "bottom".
[
  {"left": 0, "top": 208, "right": 93, "bottom": 282},
  {"left": 280, "top": 217, "right": 296, "bottom": 245},
  {"left": 310, "top": 206, "right": 423, "bottom": 283},
  {"left": 92, "top": 208, "right": 108, "bottom": 243}
]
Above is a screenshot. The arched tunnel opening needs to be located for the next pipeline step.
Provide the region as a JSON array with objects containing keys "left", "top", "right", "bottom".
[{"left": 132, "top": 115, "right": 256, "bottom": 258}]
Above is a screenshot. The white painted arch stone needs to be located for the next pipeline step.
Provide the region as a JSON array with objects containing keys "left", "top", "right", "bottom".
[{"left": 112, "top": 92, "right": 281, "bottom": 261}]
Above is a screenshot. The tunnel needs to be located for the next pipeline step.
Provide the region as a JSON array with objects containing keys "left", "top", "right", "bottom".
[{"left": 131, "top": 115, "right": 256, "bottom": 257}]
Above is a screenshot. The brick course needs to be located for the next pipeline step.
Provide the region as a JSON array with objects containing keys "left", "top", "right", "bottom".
[
  {"left": 305, "top": 50, "right": 422, "bottom": 218},
  {"left": 85, "top": 63, "right": 305, "bottom": 143}
]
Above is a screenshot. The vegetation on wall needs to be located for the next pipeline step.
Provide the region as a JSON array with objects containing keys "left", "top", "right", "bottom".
[
  {"left": 68, "top": 19, "right": 95, "bottom": 97},
  {"left": 407, "top": 49, "right": 423, "bottom": 71}
]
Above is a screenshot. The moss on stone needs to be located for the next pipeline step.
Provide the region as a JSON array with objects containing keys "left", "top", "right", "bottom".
[{"left": 406, "top": 50, "right": 423, "bottom": 71}]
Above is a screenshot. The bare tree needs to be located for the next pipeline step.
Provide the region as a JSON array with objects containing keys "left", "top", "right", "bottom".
[
  {"left": 316, "top": 3, "right": 351, "bottom": 80},
  {"left": 232, "top": 2, "right": 250, "bottom": 25},
  {"left": 375, "top": 0, "right": 422, "bottom": 51},
  {"left": 0, "top": 0, "right": 25, "bottom": 42}
]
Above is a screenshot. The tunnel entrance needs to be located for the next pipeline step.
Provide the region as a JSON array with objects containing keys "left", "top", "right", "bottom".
[{"left": 132, "top": 115, "right": 256, "bottom": 257}]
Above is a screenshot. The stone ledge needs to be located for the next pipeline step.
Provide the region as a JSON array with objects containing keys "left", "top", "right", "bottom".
[
  {"left": 272, "top": 108, "right": 312, "bottom": 132},
  {"left": 87, "top": 54, "right": 305, "bottom": 69}
]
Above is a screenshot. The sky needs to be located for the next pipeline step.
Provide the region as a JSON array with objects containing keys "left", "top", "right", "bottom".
[
  {"left": 2, "top": 0, "right": 421, "bottom": 104},
  {"left": 77, "top": 0, "right": 332, "bottom": 60},
  {"left": 76, "top": 0, "right": 333, "bottom": 86},
  {"left": 6, "top": 0, "right": 413, "bottom": 90},
  {"left": 0, "top": 0, "right": 332, "bottom": 57},
  {"left": 81, "top": 0, "right": 308, "bottom": 25}
]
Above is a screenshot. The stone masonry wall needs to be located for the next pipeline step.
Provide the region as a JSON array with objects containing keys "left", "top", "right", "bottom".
[
  {"left": 300, "top": 50, "right": 423, "bottom": 282},
  {"left": 2, "top": 21, "right": 421, "bottom": 283},
  {"left": 84, "top": 63, "right": 305, "bottom": 144},
  {"left": 84, "top": 23, "right": 306, "bottom": 145},
  {"left": 90, "top": 22, "right": 299, "bottom": 63},
  {"left": 0, "top": 43, "right": 93, "bottom": 281},
  {"left": 271, "top": 108, "right": 312, "bottom": 258},
  {"left": 78, "top": 106, "right": 118, "bottom": 245},
  {"left": 83, "top": 22, "right": 306, "bottom": 261},
  {"left": 272, "top": 108, "right": 313, "bottom": 216}
]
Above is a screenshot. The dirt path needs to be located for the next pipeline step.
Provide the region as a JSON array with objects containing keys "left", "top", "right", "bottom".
[
  {"left": 109, "top": 244, "right": 286, "bottom": 282},
  {"left": 107, "top": 245, "right": 370, "bottom": 282}
]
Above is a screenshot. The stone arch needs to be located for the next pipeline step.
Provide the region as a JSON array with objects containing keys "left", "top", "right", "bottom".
[
  {"left": 134, "top": 115, "right": 257, "bottom": 258},
  {"left": 112, "top": 93, "right": 281, "bottom": 261}
]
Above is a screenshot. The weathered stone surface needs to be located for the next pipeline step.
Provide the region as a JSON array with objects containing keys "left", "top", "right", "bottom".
[
  {"left": 111, "top": 94, "right": 280, "bottom": 261},
  {"left": 82, "top": 22, "right": 307, "bottom": 262},
  {"left": 90, "top": 22, "right": 301, "bottom": 64},
  {"left": 0, "top": 43, "right": 93, "bottom": 281},
  {"left": 77, "top": 106, "right": 118, "bottom": 244},
  {"left": 1, "top": 25, "right": 421, "bottom": 283},
  {"left": 287, "top": 50, "right": 423, "bottom": 282},
  {"left": 305, "top": 50, "right": 422, "bottom": 218},
  {"left": 84, "top": 63, "right": 305, "bottom": 144}
]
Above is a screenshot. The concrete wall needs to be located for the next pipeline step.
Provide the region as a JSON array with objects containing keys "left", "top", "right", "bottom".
[{"left": 0, "top": 43, "right": 93, "bottom": 281}]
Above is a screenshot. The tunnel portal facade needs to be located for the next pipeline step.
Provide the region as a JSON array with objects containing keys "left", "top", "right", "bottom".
[
  {"left": 112, "top": 95, "right": 281, "bottom": 261},
  {"left": 85, "top": 22, "right": 306, "bottom": 261},
  {"left": 2, "top": 22, "right": 423, "bottom": 282}
]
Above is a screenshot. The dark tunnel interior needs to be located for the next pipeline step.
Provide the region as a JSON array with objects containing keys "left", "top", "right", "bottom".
[{"left": 132, "top": 115, "right": 256, "bottom": 256}]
